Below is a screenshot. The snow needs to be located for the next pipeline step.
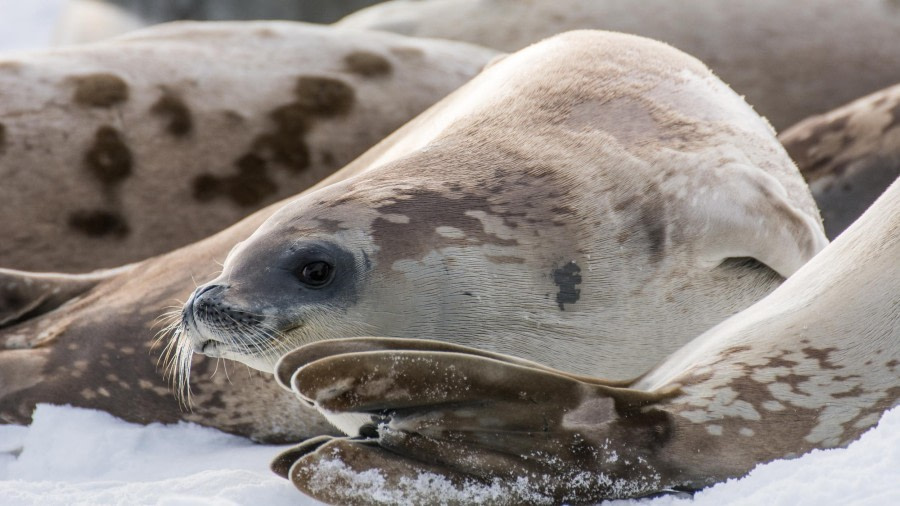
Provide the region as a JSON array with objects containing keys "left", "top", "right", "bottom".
[
  {"left": 0, "top": 404, "right": 897, "bottom": 505},
  {"left": 0, "top": 405, "right": 314, "bottom": 505}
]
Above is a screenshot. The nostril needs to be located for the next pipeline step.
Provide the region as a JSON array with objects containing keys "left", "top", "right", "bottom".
[
  {"left": 194, "top": 284, "right": 221, "bottom": 299},
  {"left": 193, "top": 284, "right": 229, "bottom": 307}
]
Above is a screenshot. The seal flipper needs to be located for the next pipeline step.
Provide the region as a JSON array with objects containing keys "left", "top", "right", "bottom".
[
  {"left": 270, "top": 435, "right": 335, "bottom": 478},
  {"left": 274, "top": 336, "right": 636, "bottom": 391},
  {"left": 0, "top": 267, "right": 122, "bottom": 333},
  {"left": 278, "top": 340, "right": 680, "bottom": 503}
]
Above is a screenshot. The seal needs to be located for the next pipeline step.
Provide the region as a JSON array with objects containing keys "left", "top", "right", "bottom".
[
  {"left": 0, "top": 24, "right": 493, "bottom": 440},
  {"left": 780, "top": 83, "right": 900, "bottom": 239},
  {"left": 336, "top": 0, "right": 900, "bottom": 130},
  {"left": 172, "top": 30, "right": 826, "bottom": 400},
  {"left": 0, "top": 20, "right": 496, "bottom": 272},
  {"left": 270, "top": 174, "right": 900, "bottom": 505}
]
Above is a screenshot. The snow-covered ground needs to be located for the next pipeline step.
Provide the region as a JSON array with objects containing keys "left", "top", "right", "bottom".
[{"left": 1, "top": 404, "right": 897, "bottom": 505}]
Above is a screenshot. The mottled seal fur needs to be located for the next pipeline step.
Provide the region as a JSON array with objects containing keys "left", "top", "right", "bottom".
[
  {"left": 272, "top": 174, "right": 900, "bottom": 505},
  {"left": 0, "top": 20, "right": 495, "bottom": 272},
  {"left": 173, "top": 30, "right": 826, "bottom": 401},
  {"left": 780, "top": 83, "right": 900, "bottom": 239},
  {"left": 337, "top": 0, "right": 900, "bottom": 130}
]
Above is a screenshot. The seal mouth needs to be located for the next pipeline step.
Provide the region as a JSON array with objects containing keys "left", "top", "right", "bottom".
[{"left": 197, "top": 339, "right": 227, "bottom": 357}]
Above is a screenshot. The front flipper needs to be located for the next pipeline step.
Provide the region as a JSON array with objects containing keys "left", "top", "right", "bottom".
[
  {"left": 275, "top": 338, "right": 681, "bottom": 504},
  {"left": 0, "top": 267, "right": 123, "bottom": 332},
  {"left": 274, "top": 337, "right": 637, "bottom": 392}
]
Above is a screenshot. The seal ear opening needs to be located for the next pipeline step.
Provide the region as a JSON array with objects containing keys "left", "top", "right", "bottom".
[{"left": 0, "top": 267, "right": 121, "bottom": 332}]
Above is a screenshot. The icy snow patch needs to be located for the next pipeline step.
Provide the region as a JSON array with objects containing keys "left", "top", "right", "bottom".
[{"left": 0, "top": 404, "right": 897, "bottom": 505}]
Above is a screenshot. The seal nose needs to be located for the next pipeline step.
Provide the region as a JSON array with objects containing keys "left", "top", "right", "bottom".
[
  {"left": 190, "top": 284, "right": 225, "bottom": 313},
  {"left": 184, "top": 284, "right": 225, "bottom": 317}
]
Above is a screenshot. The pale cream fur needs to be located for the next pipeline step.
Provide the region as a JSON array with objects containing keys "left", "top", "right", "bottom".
[{"left": 179, "top": 31, "right": 826, "bottom": 385}]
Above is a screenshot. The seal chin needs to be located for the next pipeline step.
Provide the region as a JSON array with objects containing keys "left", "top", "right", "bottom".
[
  {"left": 195, "top": 339, "right": 227, "bottom": 358},
  {"left": 233, "top": 352, "right": 280, "bottom": 373},
  {"left": 187, "top": 332, "right": 280, "bottom": 373}
]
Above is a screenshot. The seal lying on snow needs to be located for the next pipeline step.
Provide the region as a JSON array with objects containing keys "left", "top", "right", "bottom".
[
  {"left": 0, "top": 30, "right": 826, "bottom": 441},
  {"left": 337, "top": 0, "right": 900, "bottom": 131},
  {"left": 272, "top": 164, "right": 900, "bottom": 504},
  {"left": 0, "top": 20, "right": 495, "bottom": 272},
  {"left": 780, "top": 83, "right": 900, "bottom": 239},
  {"left": 174, "top": 31, "right": 826, "bottom": 395}
]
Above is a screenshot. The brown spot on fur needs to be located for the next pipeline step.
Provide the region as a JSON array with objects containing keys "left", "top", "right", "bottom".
[
  {"left": 256, "top": 104, "right": 312, "bottom": 171},
  {"left": 766, "top": 356, "right": 799, "bottom": 369},
  {"left": 344, "top": 51, "right": 393, "bottom": 77},
  {"left": 192, "top": 174, "right": 220, "bottom": 202},
  {"left": 248, "top": 76, "right": 354, "bottom": 173},
  {"left": 802, "top": 347, "right": 842, "bottom": 370},
  {"left": 831, "top": 385, "right": 867, "bottom": 399},
  {"left": 230, "top": 154, "right": 278, "bottom": 206},
  {"left": 150, "top": 92, "right": 193, "bottom": 137},
  {"left": 773, "top": 372, "right": 813, "bottom": 393},
  {"left": 0, "top": 122, "right": 6, "bottom": 155},
  {"left": 782, "top": 116, "right": 851, "bottom": 182},
  {"left": 192, "top": 154, "right": 277, "bottom": 207},
  {"left": 723, "top": 345, "right": 753, "bottom": 356},
  {"left": 84, "top": 126, "right": 132, "bottom": 185},
  {"left": 68, "top": 209, "right": 129, "bottom": 237},
  {"left": 370, "top": 187, "right": 519, "bottom": 267},
  {"left": 293, "top": 76, "right": 355, "bottom": 117},
  {"left": 72, "top": 73, "right": 128, "bottom": 107}
]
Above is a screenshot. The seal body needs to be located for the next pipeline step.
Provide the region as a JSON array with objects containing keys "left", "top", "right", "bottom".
[
  {"left": 0, "top": 21, "right": 495, "bottom": 272},
  {"left": 337, "top": 0, "right": 900, "bottom": 130},
  {"left": 780, "top": 84, "right": 900, "bottom": 239},
  {"left": 2, "top": 29, "right": 830, "bottom": 443},
  {"left": 274, "top": 176, "right": 900, "bottom": 505},
  {"left": 176, "top": 30, "right": 826, "bottom": 388}
]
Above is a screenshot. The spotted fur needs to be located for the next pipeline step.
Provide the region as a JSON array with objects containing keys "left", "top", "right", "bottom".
[
  {"left": 0, "top": 21, "right": 496, "bottom": 272},
  {"left": 0, "top": 22, "right": 496, "bottom": 441},
  {"left": 780, "top": 83, "right": 900, "bottom": 239}
]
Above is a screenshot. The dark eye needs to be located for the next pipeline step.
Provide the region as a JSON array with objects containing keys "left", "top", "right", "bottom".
[{"left": 298, "top": 261, "right": 334, "bottom": 287}]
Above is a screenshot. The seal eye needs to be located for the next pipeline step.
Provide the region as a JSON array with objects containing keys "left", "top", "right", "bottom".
[{"left": 298, "top": 261, "right": 334, "bottom": 287}]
